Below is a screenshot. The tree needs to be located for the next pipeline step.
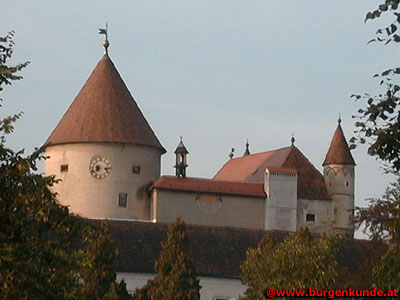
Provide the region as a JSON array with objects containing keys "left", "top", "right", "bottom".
[
  {"left": 355, "top": 179, "right": 400, "bottom": 290},
  {"left": 240, "top": 229, "right": 341, "bottom": 300},
  {"left": 78, "top": 222, "right": 131, "bottom": 300},
  {"left": 351, "top": 2, "right": 400, "bottom": 292},
  {"left": 351, "top": 1, "right": 400, "bottom": 172},
  {"left": 0, "top": 31, "right": 128, "bottom": 299},
  {"left": 355, "top": 178, "right": 400, "bottom": 243},
  {"left": 133, "top": 217, "right": 201, "bottom": 300}
]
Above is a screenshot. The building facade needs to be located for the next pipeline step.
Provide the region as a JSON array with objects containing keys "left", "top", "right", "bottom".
[{"left": 44, "top": 48, "right": 357, "bottom": 299}]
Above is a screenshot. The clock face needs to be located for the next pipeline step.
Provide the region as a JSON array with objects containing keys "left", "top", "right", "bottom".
[{"left": 89, "top": 156, "right": 111, "bottom": 179}]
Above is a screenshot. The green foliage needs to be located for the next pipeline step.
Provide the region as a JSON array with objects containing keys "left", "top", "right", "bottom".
[
  {"left": 240, "top": 229, "right": 341, "bottom": 300},
  {"left": 355, "top": 178, "right": 400, "bottom": 242},
  {"left": 355, "top": 178, "right": 400, "bottom": 291},
  {"left": 103, "top": 281, "right": 131, "bottom": 300},
  {"left": 133, "top": 217, "right": 201, "bottom": 300},
  {"left": 0, "top": 31, "right": 29, "bottom": 100},
  {"left": 373, "top": 243, "right": 400, "bottom": 290},
  {"left": 350, "top": 2, "right": 400, "bottom": 293},
  {"left": 0, "top": 31, "right": 128, "bottom": 299},
  {"left": 78, "top": 222, "right": 127, "bottom": 300},
  {"left": 351, "top": 1, "right": 400, "bottom": 172}
]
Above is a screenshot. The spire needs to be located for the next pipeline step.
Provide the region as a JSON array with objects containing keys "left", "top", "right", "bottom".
[
  {"left": 323, "top": 119, "right": 356, "bottom": 166},
  {"left": 174, "top": 136, "right": 189, "bottom": 154},
  {"left": 243, "top": 139, "right": 250, "bottom": 156},
  {"left": 98, "top": 23, "right": 109, "bottom": 55},
  {"left": 45, "top": 55, "right": 166, "bottom": 153}
]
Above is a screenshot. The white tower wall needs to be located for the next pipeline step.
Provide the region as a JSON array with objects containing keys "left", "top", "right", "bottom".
[
  {"left": 324, "top": 164, "right": 355, "bottom": 236},
  {"left": 45, "top": 143, "right": 161, "bottom": 220}
]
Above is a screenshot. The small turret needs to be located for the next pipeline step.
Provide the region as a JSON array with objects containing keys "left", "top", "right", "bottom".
[
  {"left": 323, "top": 118, "right": 356, "bottom": 237},
  {"left": 174, "top": 137, "right": 188, "bottom": 178}
]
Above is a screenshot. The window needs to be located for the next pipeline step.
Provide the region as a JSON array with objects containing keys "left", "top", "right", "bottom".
[
  {"left": 306, "top": 214, "right": 315, "bottom": 222},
  {"left": 60, "top": 164, "right": 68, "bottom": 172},
  {"left": 214, "top": 297, "right": 232, "bottom": 300},
  {"left": 118, "top": 193, "right": 128, "bottom": 207},
  {"left": 132, "top": 166, "right": 141, "bottom": 174}
]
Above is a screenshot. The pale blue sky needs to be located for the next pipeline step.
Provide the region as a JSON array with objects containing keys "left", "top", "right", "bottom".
[{"left": 1, "top": 1, "right": 397, "bottom": 223}]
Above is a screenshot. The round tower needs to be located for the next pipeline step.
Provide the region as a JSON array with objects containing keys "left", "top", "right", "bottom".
[
  {"left": 44, "top": 48, "right": 165, "bottom": 220},
  {"left": 323, "top": 119, "right": 356, "bottom": 237}
]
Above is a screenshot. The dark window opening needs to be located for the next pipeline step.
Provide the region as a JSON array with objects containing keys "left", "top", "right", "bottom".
[
  {"left": 118, "top": 193, "right": 128, "bottom": 208},
  {"left": 346, "top": 181, "right": 349, "bottom": 187},
  {"left": 60, "top": 164, "right": 68, "bottom": 172},
  {"left": 132, "top": 166, "right": 141, "bottom": 174},
  {"left": 306, "top": 214, "right": 315, "bottom": 222},
  {"left": 95, "top": 165, "right": 101, "bottom": 172}
]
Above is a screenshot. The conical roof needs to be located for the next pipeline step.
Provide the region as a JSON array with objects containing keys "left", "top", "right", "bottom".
[
  {"left": 323, "top": 121, "right": 355, "bottom": 166},
  {"left": 45, "top": 55, "right": 166, "bottom": 153},
  {"left": 174, "top": 138, "right": 188, "bottom": 154}
]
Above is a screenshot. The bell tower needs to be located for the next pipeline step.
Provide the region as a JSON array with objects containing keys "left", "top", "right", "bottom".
[
  {"left": 323, "top": 118, "right": 356, "bottom": 237},
  {"left": 174, "top": 137, "right": 188, "bottom": 178}
]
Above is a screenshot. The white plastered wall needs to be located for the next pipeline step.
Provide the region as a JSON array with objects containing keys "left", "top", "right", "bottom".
[
  {"left": 297, "top": 199, "right": 333, "bottom": 233},
  {"left": 117, "top": 272, "right": 246, "bottom": 300},
  {"left": 152, "top": 190, "right": 265, "bottom": 230},
  {"left": 45, "top": 143, "right": 161, "bottom": 220},
  {"left": 264, "top": 169, "right": 297, "bottom": 232},
  {"left": 324, "top": 164, "right": 355, "bottom": 236}
]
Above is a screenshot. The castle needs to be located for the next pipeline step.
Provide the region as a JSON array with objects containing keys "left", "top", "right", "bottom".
[{"left": 43, "top": 43, "right": 358, "bottom": 298}]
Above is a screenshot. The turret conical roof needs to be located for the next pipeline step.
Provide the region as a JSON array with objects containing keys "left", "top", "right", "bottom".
[
  {"left": 45, "top": 55, "right": 166, "bottom": 153},
  {"left": 323, "top": 120, "right": 355, "bottom": 166},
  {"left": 174, "top": 137, "right": 188, "bottom": 154}
]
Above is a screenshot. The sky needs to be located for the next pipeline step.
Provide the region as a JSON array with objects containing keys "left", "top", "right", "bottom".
[{"left": 1, "top": 1, "right": 397, "bottom": 228}]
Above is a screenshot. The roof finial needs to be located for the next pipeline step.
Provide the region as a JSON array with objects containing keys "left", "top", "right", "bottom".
[
  {"left": 98, "top": 23, "right": 109, "bottom": 55},
  {"left": 291, "top": 133, "right": 295, "bottom": 146},
  {"left": 338, "top": 114, "right": 342, "bottom": 125},
  {"left": 243, "top": 139, "right": 250, "bottom": 156},
  {"left": 229, "top": 148, "right": 235, "bottom": 159}
]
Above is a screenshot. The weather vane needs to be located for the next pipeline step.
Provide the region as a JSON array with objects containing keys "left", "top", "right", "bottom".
[{"left": 98, "top": 23, "right": 109, "bottom": 55}]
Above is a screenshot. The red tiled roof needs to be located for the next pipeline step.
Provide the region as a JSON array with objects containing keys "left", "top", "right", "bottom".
[
  {"left": 214, "top": 146, "right": 330, "bottom": 200},
  {"left": 45, "top": 55, "right": 165, "bottom": 153},
  {"left": 214, "top": 147, "right": 292, "bottom": 182},
  {"left": 282, "top": 146, "right": 330, "bottom": 200},
  {"left": 323, "top": 122, "right": 356, "bottom": 166},
  {"left": 150, "top": 176, "right": 265, "bottom": 198}
]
